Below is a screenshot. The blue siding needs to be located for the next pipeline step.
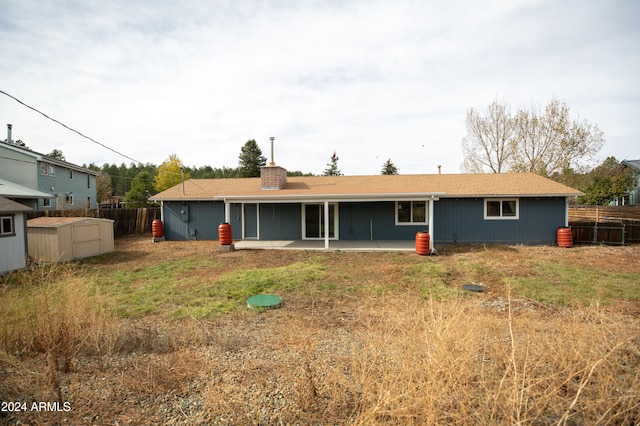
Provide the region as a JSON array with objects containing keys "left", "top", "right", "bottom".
[
  {"left": 163, "top": 201, "right": 225, "bottom": 240},
  {"left": 339, "top": 202, "right": 426, "bottom": 240},
  {"left": 434, "top": 197, "right": 565, "bottom": 244},
  {"left": 259, "top": 204, "right": 302, "bottom": 240},
  {"left": 36, "top": 164, "right": 97, "bottom": 210},
  {"left": 161, "top": 197, "right": 568, "bottom": 245}
]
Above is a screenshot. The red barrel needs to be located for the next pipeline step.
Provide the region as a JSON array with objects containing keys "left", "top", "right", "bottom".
[
  {"left": 557, "top": 227, "right": 573, "bottom": 248},
  {"left": 416, "top": 231, "right": 430, "bottom": 256},
  {"left": 218, "top": 222, "right": 232, "bottom": 245},
  {"left": 152, "top": 219, "right": 164, "bottom": 238}
]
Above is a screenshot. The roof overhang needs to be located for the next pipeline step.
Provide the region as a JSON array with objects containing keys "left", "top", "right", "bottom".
[{"left": 216, "top": 192, "right": 445, "bottom": 203}]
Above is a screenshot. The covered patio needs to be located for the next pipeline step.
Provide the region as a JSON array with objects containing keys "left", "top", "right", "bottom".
[{"left": 233, "top": 240, "right": 416, "bottom": 252}]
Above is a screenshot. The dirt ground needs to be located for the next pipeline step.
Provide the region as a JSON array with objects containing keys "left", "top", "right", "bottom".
[{"left": 2, "top": 236, "right": 639, "bottom": 425}]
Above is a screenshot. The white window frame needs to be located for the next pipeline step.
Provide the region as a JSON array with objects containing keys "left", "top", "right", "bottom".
[
  {"left": 0, "top": 215, "right": 15, "bottom": 237},
  {"left": 484, "top": 198, "right": 519, "bottom": 220},
  {"left": 395, "top": 200, "right": 428, "bottom": 225},
  {"left": 301, "top": 203, "right": 339, "bottom": 240}
]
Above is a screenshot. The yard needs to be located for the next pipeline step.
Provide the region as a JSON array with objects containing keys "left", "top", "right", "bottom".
[{"left": 1, "top": 237, "right": 639, "bottom": 425}]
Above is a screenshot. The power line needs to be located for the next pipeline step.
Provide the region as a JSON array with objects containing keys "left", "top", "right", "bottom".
[{"left": 1, "top": 89, "right": 143, "bottom": 165}]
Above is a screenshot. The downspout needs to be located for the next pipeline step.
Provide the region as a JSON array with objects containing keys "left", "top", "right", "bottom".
[{"left": 429, "top": 196, "right": 436, "bottom": 254}]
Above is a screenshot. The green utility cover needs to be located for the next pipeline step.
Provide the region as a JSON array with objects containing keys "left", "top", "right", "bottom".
[{"left": 246, "top": 294, "right": 282, "bottom": 308}]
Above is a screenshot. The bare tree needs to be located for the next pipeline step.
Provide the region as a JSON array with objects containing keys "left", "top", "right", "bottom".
[
  {"left": 510, "top": 100, "right": 604, "bottom": 177},
  {"left": 462, "top": 99, "right": 605, "bottom": 177},
  {"left": 461, "top": 101, "right": 516, "bottom": 173}
]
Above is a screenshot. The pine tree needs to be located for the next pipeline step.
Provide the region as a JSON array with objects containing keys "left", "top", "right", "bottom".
[
  {"left": 238, "top": 140, "right": 267, "bottom": 178},
  {"left": 381, "top": 159, "right": 399, "bottom": 175},
  {"left": 323, "top": 151, "right": 342, "bottom": 176}
]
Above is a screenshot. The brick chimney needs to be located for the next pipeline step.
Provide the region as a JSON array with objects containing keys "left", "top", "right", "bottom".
[{"left": 261, "top": 165, "right": 287, "bottom": 190}]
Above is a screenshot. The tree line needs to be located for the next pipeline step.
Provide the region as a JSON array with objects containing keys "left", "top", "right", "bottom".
[{"left": 18, "top": 97, "right": 633, "bottom": 207}]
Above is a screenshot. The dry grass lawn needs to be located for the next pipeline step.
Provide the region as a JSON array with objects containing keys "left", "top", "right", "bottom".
[{"left": 1, "top": 237, "right": 639, "bottom": 425}]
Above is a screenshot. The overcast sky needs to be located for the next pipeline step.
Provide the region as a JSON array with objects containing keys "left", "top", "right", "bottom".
[{"left": 1, "top": 0, "right": 638, "bottom": 176}]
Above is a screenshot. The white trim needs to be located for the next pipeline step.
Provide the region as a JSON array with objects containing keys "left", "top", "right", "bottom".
[
  {"left": 484, "top": 198, "right": 519, "bottom": 220},
  {"left": 395, "top": 200, "right": 429, "bottom": 225}
]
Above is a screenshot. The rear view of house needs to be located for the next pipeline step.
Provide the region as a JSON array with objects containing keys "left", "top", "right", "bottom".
[{"left": 151, "top": 163, "right": 583, "bottom": 249}]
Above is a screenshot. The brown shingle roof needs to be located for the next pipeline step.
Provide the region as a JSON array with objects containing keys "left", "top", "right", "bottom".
[{"left": 151, "top": 172, "right": 583, "bottom": 201}]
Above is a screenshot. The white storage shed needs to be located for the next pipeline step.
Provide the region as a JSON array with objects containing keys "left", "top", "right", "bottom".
[{"left": 27, "top": 217, "right": 114, "bottom": 262}]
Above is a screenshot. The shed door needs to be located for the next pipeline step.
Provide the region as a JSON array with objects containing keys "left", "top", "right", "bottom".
[{"left": 73, "top": 223, "right": 101, "bottom": 259}]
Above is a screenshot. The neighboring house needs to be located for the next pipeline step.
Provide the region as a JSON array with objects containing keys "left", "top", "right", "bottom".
[
  {"left": 0, "top": 196, "right": 32, "bottom": 274},
  {"left": 0, "top": 177, "right": 53, "bottom": 210},
  {"left": 0, "top": 140, "right": 99, "bottom": 210},
  {"left": 621, "top": 160, "right": 640, "bottom": 205},
  {"left": 150, "top": 165, "right": 583, "bottom": 249}
]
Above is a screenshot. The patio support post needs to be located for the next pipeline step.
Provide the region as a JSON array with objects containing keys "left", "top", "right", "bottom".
[
  {"left": 224, "top": 199, "right": 230, "bottom": 223},
  {"left": 324, "top": 200, "right": 329, "bottom": 250}
]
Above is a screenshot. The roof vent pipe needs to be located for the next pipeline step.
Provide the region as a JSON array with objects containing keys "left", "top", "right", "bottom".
[
  {"left": 6, "top": 123, "right": 12, "bottom": 144},
  {"left": 437, "top": 165, "right": 441, "bottom": 174},
  {"left": 269, "top": 136, "right": 275, "bottom": 166}
]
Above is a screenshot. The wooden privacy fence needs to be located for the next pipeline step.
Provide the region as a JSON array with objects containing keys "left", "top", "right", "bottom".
[
  {"left": 569, "top": 206, "right": 640, "bottom": 245},
  {"left": 27, "top": 207, "right": 160, "bottom": 237}
]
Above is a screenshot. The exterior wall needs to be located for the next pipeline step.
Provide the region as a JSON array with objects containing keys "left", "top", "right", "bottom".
[
  {"left": 259, "top": 204, "right": 302, "bottom": 240},
  {"left": 0, "top": 212, "right": 27, "bottom": 274},
  {"left": 162, "top": 201, "right": 226, "bottom": 240},
  {"left": 0, "top": 147, "right": 37, "bottom": 188},
  {"left": 339, "top": 202, "right": 426, "bottom": 240},
  {"left": 160, "top": 197, "right": 567, "bottom": 245},
  {"left": 28, "top": 226, "right": 68, "bottom": 262},
  {"left": 36, "top": 162, "right": 97, "bottom": 210},
  {"left": 434, "top": 197, "right": 566, "bottom": 244}
]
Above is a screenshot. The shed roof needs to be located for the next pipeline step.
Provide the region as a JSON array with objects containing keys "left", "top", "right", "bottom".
[
  {"left": 0, "top": 196, "right": 32, "bottom": 213},
  {"left": 150, "top": 172, "right": 583, "bottom": 202},
  {"left": 27, "top": 217, "right": 114, "bottom": 228}
]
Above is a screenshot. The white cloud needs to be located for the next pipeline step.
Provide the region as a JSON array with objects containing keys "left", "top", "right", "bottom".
[{"left": 1, "top": 0, "right": 638, "bottom": 175}]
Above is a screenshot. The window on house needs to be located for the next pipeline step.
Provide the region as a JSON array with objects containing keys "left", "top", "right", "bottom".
[
  {"left": 396, "top": 201, "right": 428, "bottom": 225},
  {"left": 40, "top": 163, "right": 55, "bottom": 176},
  {"left": 87, "top": 197, "right": 91, "bottom": 208},
  {"left": 43, "top": 198, "right": 51, "bottom": 208},
  {"left": 87, "top": 175, "right": 91, "bottom": 189},
  {"left": 484, "top": 199, "right": 519, "bottom": 220},
  {"left": 70, "top": 170, "right": 73, "bottom": 179},
  {"left": 65, "top": 193, "right": 74, "bottom": 205},
  {"left": 0, "top": 215, "right": 15, "bottom": 237}
]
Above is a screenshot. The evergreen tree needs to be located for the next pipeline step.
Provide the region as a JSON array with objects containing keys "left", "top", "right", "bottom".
[
  {"left": 237, "top": 139, "right": 266, "bottom": 177},
  {"left": 323, "top": 151, "right": 342, "bottom": 176},
  {"left": 381, "top": 158, "right": 399, "bottom": 175},
  {"left": 124, "top": 171, "right": 156, "bottom": 207}
]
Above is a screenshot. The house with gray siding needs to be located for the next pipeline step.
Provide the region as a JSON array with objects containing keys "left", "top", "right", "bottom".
[
  {"left": 150, "top": 164, "right": 583, "bottom": 250},
  {"left": 0, "top": 140, "right": 99, "bottom": 210}
]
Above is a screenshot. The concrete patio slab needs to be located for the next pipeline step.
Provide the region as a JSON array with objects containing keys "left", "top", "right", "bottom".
[{"left": 233, "top": 240, "right": 416, "bottom": 252}]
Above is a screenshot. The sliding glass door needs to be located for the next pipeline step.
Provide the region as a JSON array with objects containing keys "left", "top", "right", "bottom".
[{"left": 303, "top": 203, "right": 337, "bottom": 239}]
